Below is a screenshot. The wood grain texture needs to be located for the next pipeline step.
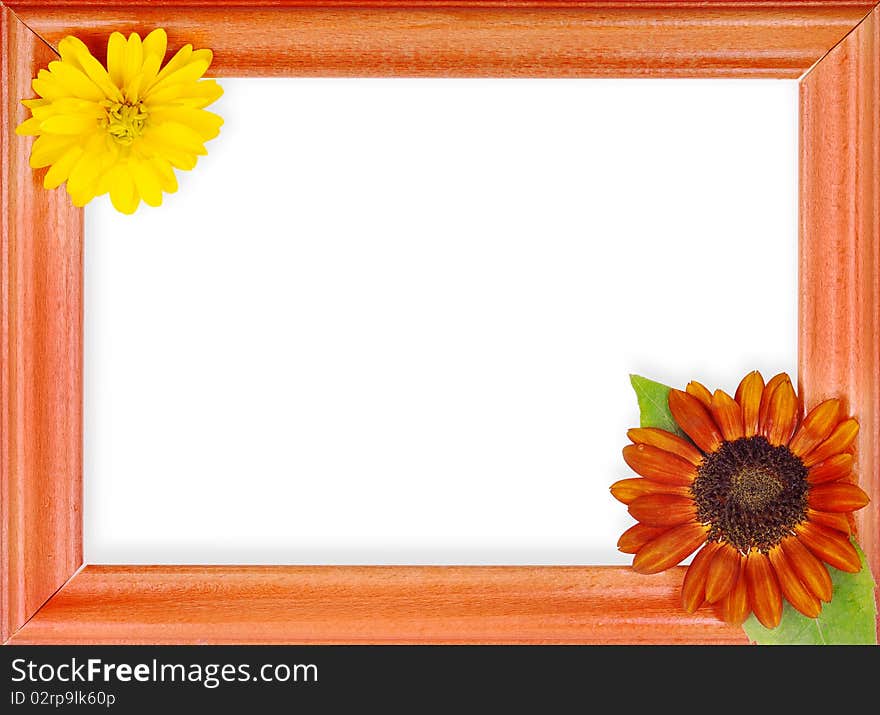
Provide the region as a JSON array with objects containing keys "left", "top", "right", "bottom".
[
  {"left": 0, "top": 6, "right": 83, "bottom": 644},
  {"left": 8, "top": 565, "right": 747, "bottom": 644},
  {"left": 6, "top": 1, "right": 876, "bottom": 78},
  {"left": 800, "top": 5, "right": 879, "bottom": 585}
]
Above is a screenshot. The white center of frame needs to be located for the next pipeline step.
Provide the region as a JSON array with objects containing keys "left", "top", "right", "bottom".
[{"left": 84, "top": 78, "right": 798, "bottom": 564}]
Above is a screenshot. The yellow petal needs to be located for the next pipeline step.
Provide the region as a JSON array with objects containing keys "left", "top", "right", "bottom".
[
  {"left": 69, "top": 183, "right": 99, "bottom": 207},
  {"left": 143, "top": 82, "right": 196, "bottom": 107},
  {"left": 136, "top": 133, "right": 196, "bottom": 170},
  {"left": 129, "top": 158, "right": 163, "bottom": 207},
  {"left": 125, "top": 73, "right": 145, "bottom": 105},
  {"left": 69, "top": 189, "right": 98, "bottom": 208},
  {"left": 179, "top": 79, "right": 224, "bottom": 109},
  {"left": 107, "top": 32, "right": 127, "bottom": 87},
  {"left": 43, "top": 145, "right": 84, "bottom": 189},
  {"left": 15, "top": 116, "right": 43, "bottom": 136},
  {"left": 57, "top": 35, "right": 90, "bottom": 70},
  {"left": 149, "top": 121, "right": 208, "bottom": 155},
  {"left": 30, "top": 134, "right": 78, "bottom": 168},
  {"left": 123, "top": 33, "right": 145, "bottom": 102},
  {"left": 32, "top": 73, "right": 70, "bottom": 101},
  {"left": 150, "top": 43, "right": 193, "bottom": 86},
  {"left": 148, "top": 107, "right": 223, "bottom": 141},
  {"left": 46, "top": 61, "right": 105, "bottom": 101},
  {"left": 39, "top": 113, "right": 99, "bottom": 135},
  {"left": 146, "top": 56, "right": 211, "bottom": 97},
  {"left": 149, "top": 156, "right": 178, "bottom": 193},
  {"left": 126, "top": 55, "right": 161, "bottom": 104},
  {"left": 142, "top": 28, "right": 168, "bottom": 64},
  {"left": 190, "top": 48, "right": 213, "bottom": 67},
  {"left": 156, "top": 146, "right": 197, "bottom": 171},
  {"left": 108, "top": 164, "right": 140, "bottom": 214},
  {"left": 145, "top": 71, "right": 223, "bottom": 110},
  {"left": 58, "top": 35, "right": 122, "bottom": 101},
  {"left": 66, "top": 147, "right": 105, "bottom": 205},
  {"left": 31, "top": 97, "right": 103, "bottom": 121},
  {"left": 44, "top": 151, "right": 83, "bottom": 191}
]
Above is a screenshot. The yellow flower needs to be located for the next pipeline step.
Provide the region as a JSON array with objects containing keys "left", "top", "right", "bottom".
[{"left": 16, "top": 28, "right": 223, "bottom": 214}]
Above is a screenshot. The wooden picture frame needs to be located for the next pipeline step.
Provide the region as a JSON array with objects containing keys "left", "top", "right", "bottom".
[{"left": 1, "top": 0, "right": 878, "bottom": 645}]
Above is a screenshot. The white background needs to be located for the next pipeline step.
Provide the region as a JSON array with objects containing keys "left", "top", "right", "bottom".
[{"left": 85, "top": 79, "right": 798, "bottom": 564}]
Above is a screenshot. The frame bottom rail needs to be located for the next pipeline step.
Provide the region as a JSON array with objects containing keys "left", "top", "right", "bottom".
[{"left": 8, "top": 565, "right": 746, "bottom": 644}]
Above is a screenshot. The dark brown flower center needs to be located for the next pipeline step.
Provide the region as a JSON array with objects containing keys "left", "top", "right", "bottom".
[
  {"left": 691, "top": 435, "right": 808, "bottom": 552},
  {"left": 730, "top": 467, "right": 783, "bottom": 511}
]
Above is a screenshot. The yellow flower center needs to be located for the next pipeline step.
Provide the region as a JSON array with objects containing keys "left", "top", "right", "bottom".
[{"left": 102, "top": 101, "right": 148, "bottom": 145}]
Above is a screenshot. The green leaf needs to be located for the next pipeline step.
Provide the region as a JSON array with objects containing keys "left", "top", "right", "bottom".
[
  {"left": 743, "top": 541, "right": 877, "bottom": 645},
  {"left": 629, "top": 374, "right": 685, "bottom": 437}
]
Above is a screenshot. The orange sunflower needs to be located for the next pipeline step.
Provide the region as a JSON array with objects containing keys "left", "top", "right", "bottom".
[{"left": 611, "top": 371, "right": 869, "bottom": 628}]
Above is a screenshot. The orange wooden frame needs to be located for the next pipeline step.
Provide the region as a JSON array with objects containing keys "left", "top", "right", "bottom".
[{"left": 1, "top": 1, "right": 878, "bottom": 644}]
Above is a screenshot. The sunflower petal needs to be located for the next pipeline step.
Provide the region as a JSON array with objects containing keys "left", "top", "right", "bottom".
[
  {"left": 808, "top": 483, "right": 870, "bottom": 512},
  {"left": 686, "top": 380, "right": 712, "bottom": 408},
  {"left": 780, "top": 536, "right": 833, "bottom": 602},
  {"left": 632, "top": 522, "right": 708, "bottom": 575},
  {"left": 721, "top": 555, "right": 750, "bottom": 626},
  {"left": 628, "top": 494, "right": 697, "bottom": 528},
  {"left": 610, "top": 478, "right": 691, "bottom": 505},
  {"left": 802, "top": 418, "right": 859, "bottom": 467},
  {"left": 807, "top": 454, "right": 853, "bottom": 484},
  {"left": 626, "top": 428, "right": 703, "bottom": 466},
  {"left": 710, "top": 389, "right": 744, "bottom": 442},
  {"left": 788, "top": 399, "right": 841, "bottom": 457},
  {"left": 757, "top": 373, "right": 789, "bottom": 434},
  {"left": 682, "top": 542, "right": 722, "bottom": 613},
  {"left": 668, "top": 389, "right": 723, "bottom": 454},
  {"left": 761, "top": 378, "right": 798, "bottom": 446},
  {"left": 795, "top": 522, "right": 861, "bottom": 572},
  {"left": 807, "top": 508, "right": 852, "bottom": 535},
  {"left": 617, "top": 523, "right": 667, "bottom": 554},
  {"left": 622, "top": 444, "right": 697, "bottom": 485},
  {"left": 705, "top": 543, "right": 741, "bottom": 603},
  {"left": 735, "top": 370, "right": 764, "bottom": 438},
  {"left": 768, "top": 545, "right": 821, "bottom": 618},
  {"left": 745, "top": 551, "right": 782, "bottom": 629}
]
